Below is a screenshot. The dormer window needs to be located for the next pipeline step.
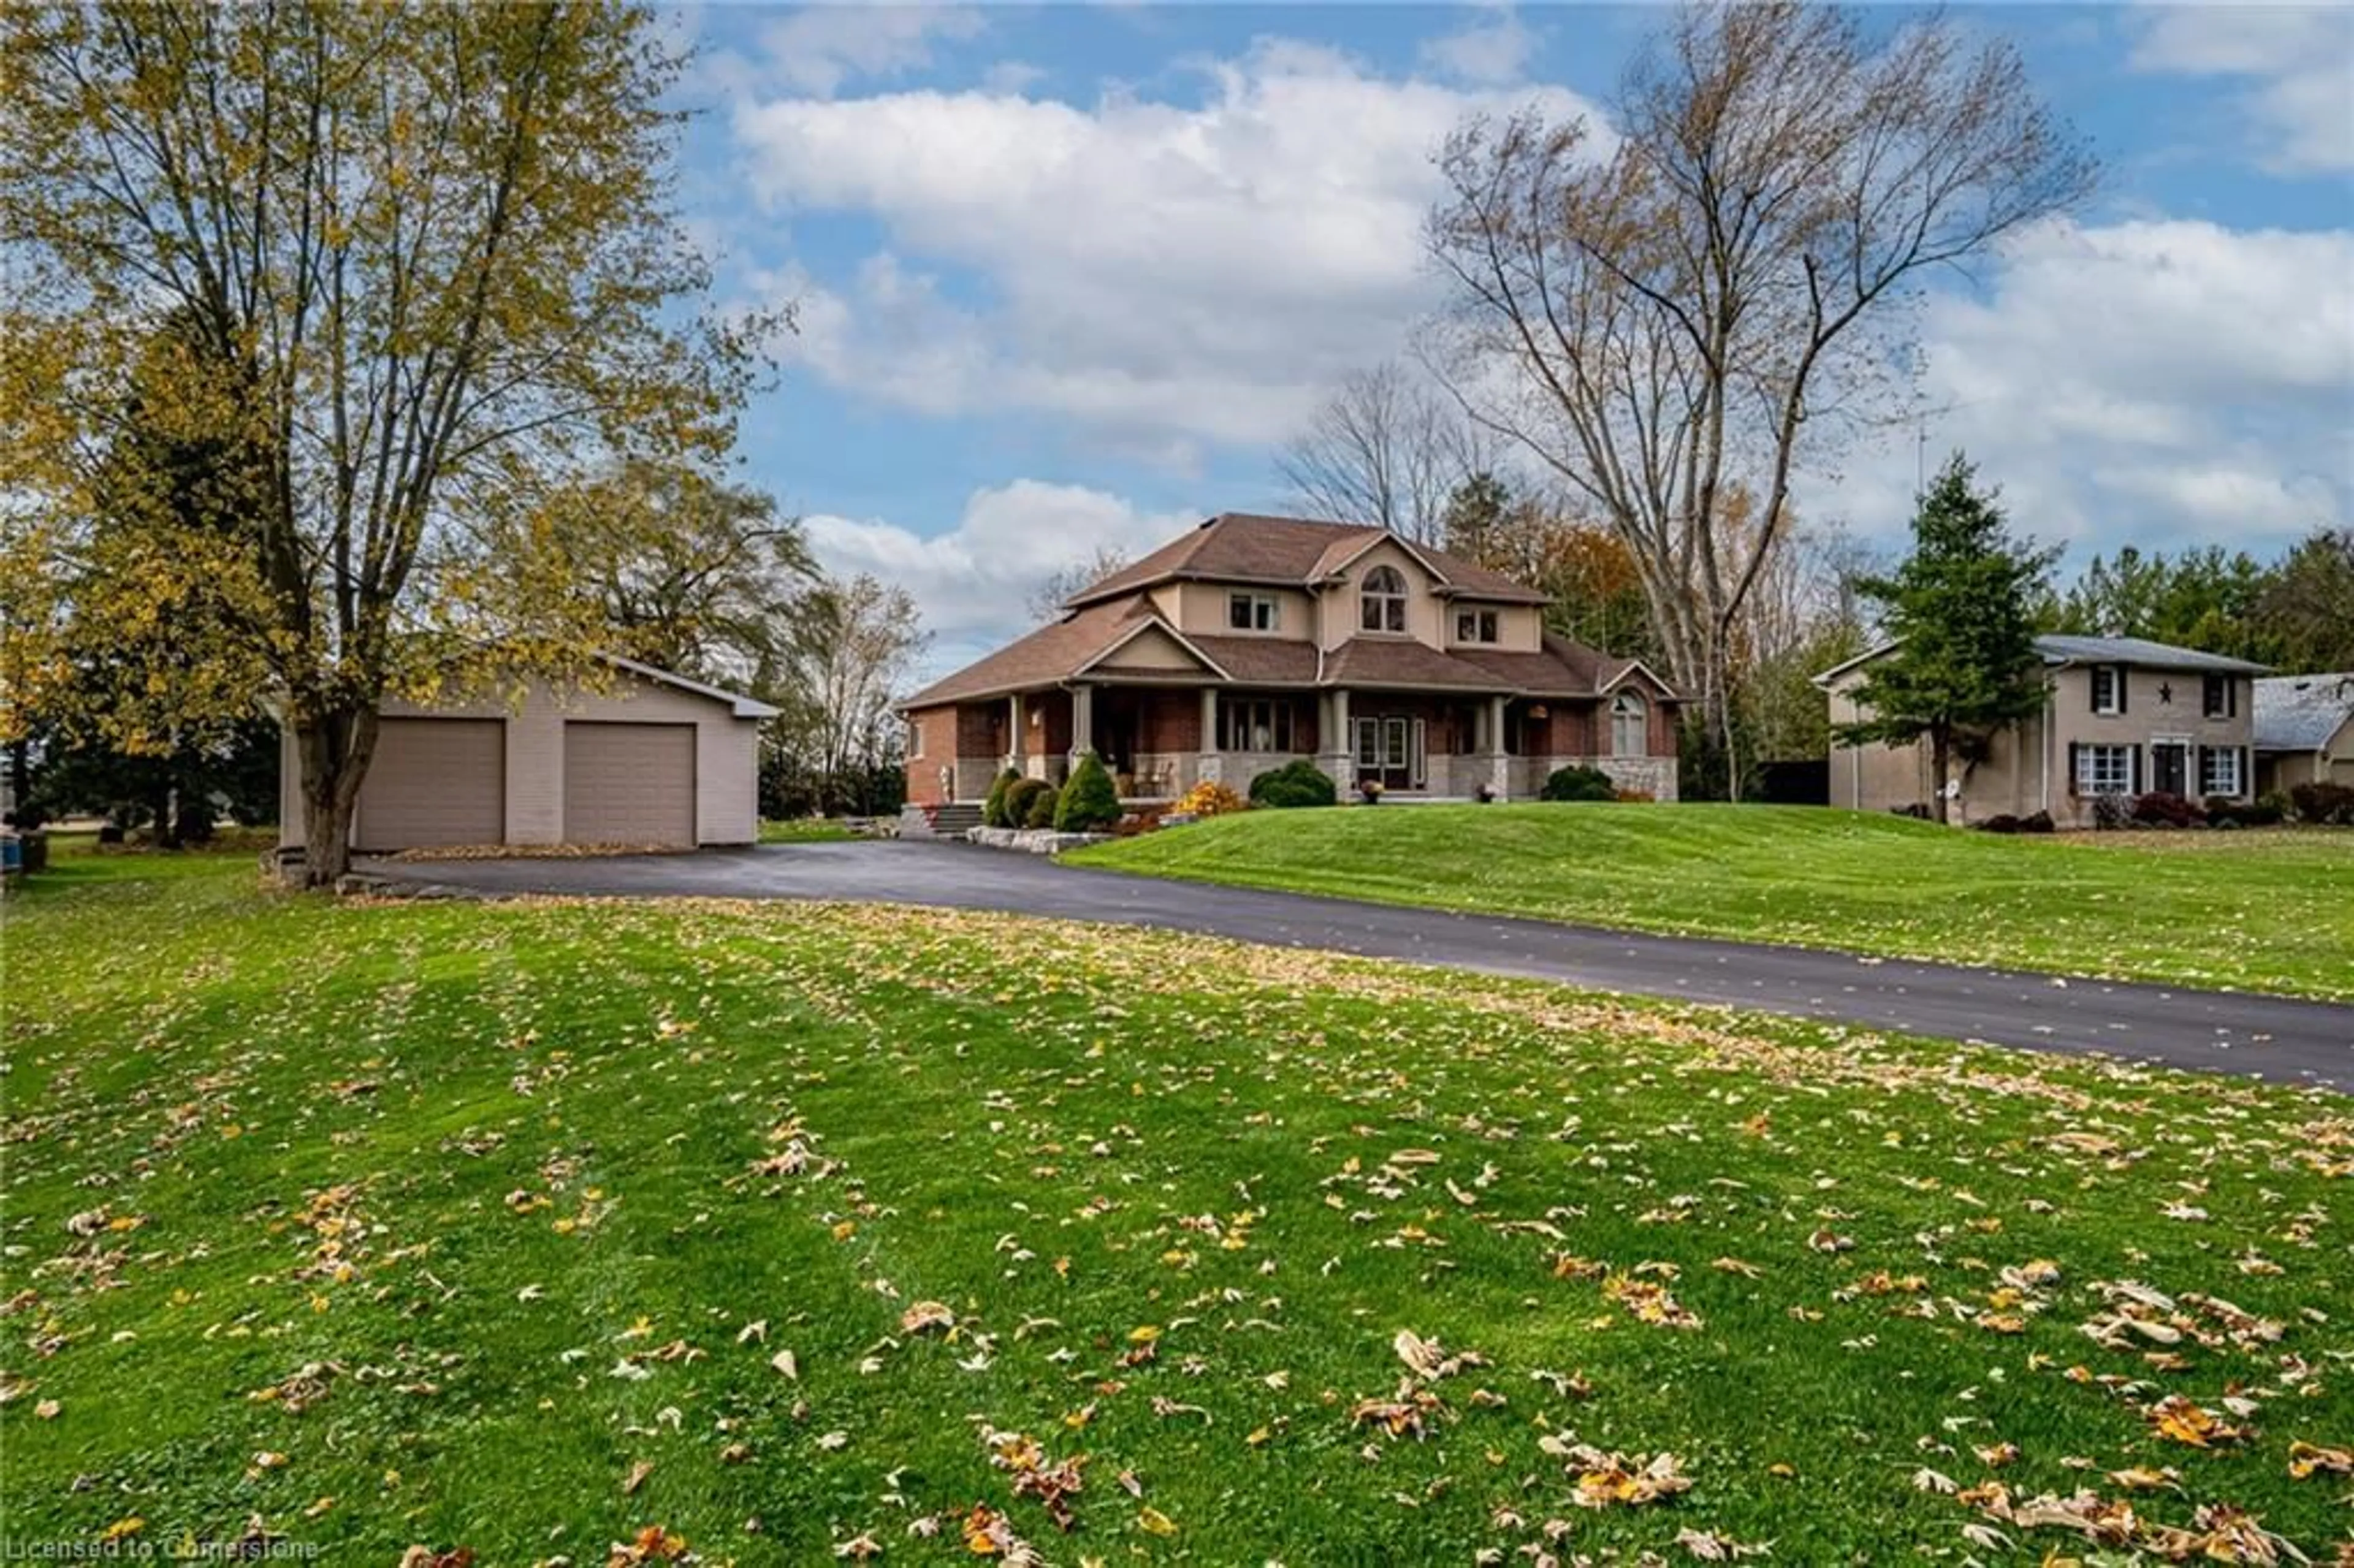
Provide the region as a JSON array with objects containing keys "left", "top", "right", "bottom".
[
  {"left": 1228, "top": 592, "right": 1279, "bottom": 632},
  {"left": 1455, "top": 609, "right": 1499, "bottom": 644},
  {"left": 1359, "top": 565, "right": 1407, "bottom": 633}
]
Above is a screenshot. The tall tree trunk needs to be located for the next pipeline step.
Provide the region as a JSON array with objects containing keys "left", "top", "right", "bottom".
[
  {"left": 1930, "top": 726, "right": 1952, "bottom": 825},
  {"left": 148, "top": 779, "right": 180, "bottom": 850},
  {"left": 294, "top": 703, "right": 381, "bottom": 888}
]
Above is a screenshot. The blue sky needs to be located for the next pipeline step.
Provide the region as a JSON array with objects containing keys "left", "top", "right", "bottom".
[{"left": 668, "top": 3, "right": 2354, "bottom": 672}]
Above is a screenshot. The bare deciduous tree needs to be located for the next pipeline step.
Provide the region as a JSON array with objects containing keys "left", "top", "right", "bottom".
[
  {"left": 1027, "top": 545, "right": 1133, "bottom": 623},
  {"left": 1425, "top": 1, "right": 2097, "bottom": 793},
  {"left": 1276, "top": 362, "right": 1493, "bottom": 543},
  {"left": 770, "top": 575, "right": 929, "bottom": 814}
]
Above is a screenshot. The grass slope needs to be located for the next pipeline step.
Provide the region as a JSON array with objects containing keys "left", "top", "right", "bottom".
[
  {"left": 1070, "top": 805, "right": 2354, "bottom": 1000},
  {"left": 4, "top": 854, "right": 2350, "bottom": 1564}
]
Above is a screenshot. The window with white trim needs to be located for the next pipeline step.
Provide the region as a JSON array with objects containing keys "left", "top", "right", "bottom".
[
  {"left": 2076, "top": 743, "right": 2133, "bottom": 794},
  {"left": 1359, "top": 565, "right": 1407, "bottom": 633},
  {"left": 1217, "top": 697, "right": 1296, "bottom": 753},
  {"left": 1227, "top": 592, "right": 1279, "bottom": 632},
  {"left": 1610, "top": 691, "right": 1647, "bottom": 758},
  {"left": 2090, "top": 664, "right": 2125, "bottom": 715},
  {"left": 1454, "top": 609, "right": 1499, "bottom": 644},
  {"left": 2198, "top": 745, "right": 2244, "bottom": 797}
]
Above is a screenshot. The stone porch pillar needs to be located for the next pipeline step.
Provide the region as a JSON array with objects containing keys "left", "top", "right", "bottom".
[
  {"left": 1487, "top": 694, "right": 1512, "bottom": 799},
  {"left": 1319, "top": 687, "right": 1353, "bottom": 791},
  {"left": 1197, "top": 688, "right": 1222, "bottom": 785},
  {"left": 1068, "top": 683, "right": 1095, "bottom": 767}
]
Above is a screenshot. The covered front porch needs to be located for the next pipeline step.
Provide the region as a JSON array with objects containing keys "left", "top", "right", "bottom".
[{"left": 924, "top": 683, "right": 1674, "bottom": 804}]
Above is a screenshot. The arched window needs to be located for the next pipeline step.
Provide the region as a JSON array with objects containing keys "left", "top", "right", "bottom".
[
  {"left": 1359, "top": 565, "right": 1407, "bottom": 633},
  {"left": 1610, "top": 691, "right": 1647, "bottom": 757}
]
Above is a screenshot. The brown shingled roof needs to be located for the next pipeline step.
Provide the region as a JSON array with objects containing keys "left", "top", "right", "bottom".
[
  {"left": 899, "top": 596, "right": 1167, "bottom": 707},
  {"left": 901, "top": 513, "right": 1677, "bottom": 713},
  {"left": 1071, "top": 514, "right": 1373, "bottom": 605},
  {"left": 1323, "top": 638, "right": 1504, "bottom": 691},
  {"left": 1070, "top": 512, "right": 1550, "bottom": 607}
]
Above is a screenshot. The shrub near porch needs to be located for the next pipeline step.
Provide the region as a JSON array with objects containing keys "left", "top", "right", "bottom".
[{"left": 4, "top": 856, "right": 2348, "bottom": 1561}]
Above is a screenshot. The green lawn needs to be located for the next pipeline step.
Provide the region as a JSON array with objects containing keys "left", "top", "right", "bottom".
[
  {"left": 4, "top": 856, "right": 2349, "bottom": 1563},
  {"left": 1069, "top": 805, "right": 2354, "bottom": 1000},
  {"left": 758, "top": 818, "right": 855, "bottom": 845}
]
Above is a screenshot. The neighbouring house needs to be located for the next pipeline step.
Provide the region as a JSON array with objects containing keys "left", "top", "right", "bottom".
[
  {"left": 2253, "top": 672, "right": 2354, "bottom": 796},
  {"left": 278, "top": 654, "right": 775, "bottom": 854},
  {"left": 897, "top": 512, "right": 1681, "bottom": 810},
  {"left": 1816, "top": 634, "right": 2266, "bottom": 826}
]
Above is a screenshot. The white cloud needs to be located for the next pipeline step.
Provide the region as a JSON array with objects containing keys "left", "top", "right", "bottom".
[
  {"left": 2130, "top": 3, "right": 2354, "bottom": 174},
  {"left": 1818, "top": 218, "right": 2353, "bottom": 559},
  {"left": 709, "top": 5, "right": 986, "bottom": 100},
  {"left": 731, "top": 39, "right": 1603, "bottom": 454},
  {"left": 1419, "top": 5, "right": 1539, "bottom": 86},
  {"left": 802, "top": 479, "right": 1198, "bottom": 673}
]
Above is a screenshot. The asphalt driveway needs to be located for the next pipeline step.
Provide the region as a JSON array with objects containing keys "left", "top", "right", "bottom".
[{"left": 367, "top": 840, "right": 2353, "bottom": 1089}]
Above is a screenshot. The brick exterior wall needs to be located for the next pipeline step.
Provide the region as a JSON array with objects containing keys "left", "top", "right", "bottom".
[
  {"left": 1139, "top": 690, "right": 1202, "bottom": 753},
  {"left": 958, "top": 705, "right": 1004, "bottom": 757}
]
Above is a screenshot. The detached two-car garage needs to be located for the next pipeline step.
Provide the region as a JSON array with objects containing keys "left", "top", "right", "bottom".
[{"left": 281, "top": 657, "right": 772, "bottom": 855}]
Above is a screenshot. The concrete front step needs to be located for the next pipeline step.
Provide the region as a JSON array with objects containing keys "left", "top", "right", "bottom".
[{"left": 898, "top": 803, "right": 984, "bottom": 840}]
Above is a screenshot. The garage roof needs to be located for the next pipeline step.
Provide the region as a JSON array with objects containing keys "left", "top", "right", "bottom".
[{"left": 599, "top": 653, "right": 779, "bottom": 719}]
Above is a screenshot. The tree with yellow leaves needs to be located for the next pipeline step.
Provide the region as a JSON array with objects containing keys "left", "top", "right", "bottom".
[{"left": 1, "top": 2, "right": 776, "bottom": 883}]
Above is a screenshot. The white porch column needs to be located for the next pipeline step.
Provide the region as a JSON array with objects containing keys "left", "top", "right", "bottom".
[
  {"left": 1068, "top": 683, "right": 1095, "bottom": 764},
  {"left": 1319, "top": 688, "right": 1353, "bottom": 791},
  {"left": 1197, "top": 688, "right": 1222, "bottom": 785},
  {"left": 1487, "top": 694, "right": 1512, "bottom": 799},
  {"left": 1007, "top": 692, "right": 1028, "bottom": 777}
]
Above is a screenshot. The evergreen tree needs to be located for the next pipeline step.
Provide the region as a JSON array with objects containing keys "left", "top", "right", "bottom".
[
  {"left": 1053, "top": 752, "right": 1121, "bottom": 832},
  {"left": 1838, "top": 455, "right": 2054, "bottom": 824}
]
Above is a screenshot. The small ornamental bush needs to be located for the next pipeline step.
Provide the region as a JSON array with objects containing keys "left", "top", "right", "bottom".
[
  {"left": 1001, "top": 777, "right": 1054, "bottom": 830},
  {"left": 1978, "top": 813, "right": 2022, "bottom": 834},
  {"left": 2129, "top": 790, "right": 2204, "bottom": 829},
  {"left": 1173, "top": 780, "right": 1247, "bottom": 818},
  {"left": 1248, "top": 760, "right": 1337, "bottom": 810},
  {"left": 2288, "top": 781, "right": 2354, "bottom": 826},
  {"left": 2204, "top": 794, "right": 2282, "bottom": 828},
  {"left": 981, "top": 767, "right": 1023, "bottom": 828},
  {"left": 1540, "top": 764, "right": 1615, "bottom": 802},
  {"left": 1054, "top": 752, "right": 1122, "bottom": 832},
  {"left": 2020, "top": 810, "right": 2055, "bottom": 834},
  {"left": 2090, "top": 793, "right": 2133, "bottom": 831}
]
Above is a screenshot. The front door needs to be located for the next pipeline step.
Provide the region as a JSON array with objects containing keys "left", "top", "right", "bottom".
[
  {"left": 2152, "top": 740, "right": 2188, "bottom": 796},
  {"left": 1353, "top": 715, "right": 1425, "bottom": 791}
]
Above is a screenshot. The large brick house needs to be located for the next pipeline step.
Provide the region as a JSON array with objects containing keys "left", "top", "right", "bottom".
[{"left": 899, "top": 512, "right": 1680, "bottom": 807}]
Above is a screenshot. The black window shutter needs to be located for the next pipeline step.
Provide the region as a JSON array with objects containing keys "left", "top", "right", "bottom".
[
  {"left": 2130, "top": 745, "right": 2142, "bottom": 793},
  {"left": 2239, "top": 746, "right": 2250, "bottom": 797},
  {"left": 2068, "top": 742, "right": 2081, "bottom": 794},
  {"left": 2196, "top": 745, "right": 2209, "bottom": 794},
  {"left": 2116, "top": 668, "right": 2128, "bottom": 714}
]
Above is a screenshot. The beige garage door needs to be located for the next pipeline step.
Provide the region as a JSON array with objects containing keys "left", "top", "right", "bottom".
[
  {"left": 564, "top": 722, "right": 696, "bottom": 845},
  {"left": 355, "top": 718, "right": 505, "bottom": 851}
]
